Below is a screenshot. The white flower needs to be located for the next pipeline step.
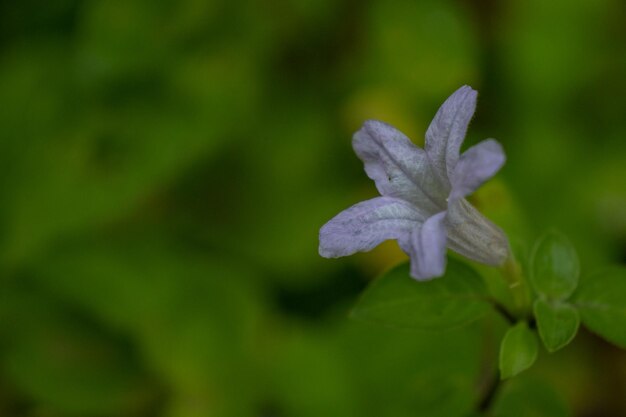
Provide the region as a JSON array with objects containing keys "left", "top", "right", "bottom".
[{"left": 319, "top": 86, "right": 509, "bottom": 280}]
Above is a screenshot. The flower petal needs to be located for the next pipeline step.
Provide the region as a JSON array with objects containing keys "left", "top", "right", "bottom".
[
  {"left": 319, "top": 197, "right": 425, "bottom": 258},
  {"left": 425, "top": 85, "right": 477, "bottom": 181},
  {"left": 449, "top": 139, "right": 505, "bottom": 201},
  {"left": 353, "top": 120, "right": 447, "bottom": 213},
  {"left": 445, "top": 199, "right": 509, "bottom": 265},
  {"left": 409, "top": 212, "right": 448, "bottom": 280}
]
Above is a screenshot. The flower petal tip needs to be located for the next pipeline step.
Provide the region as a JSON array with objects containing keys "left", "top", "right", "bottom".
[
  {"left": 409, "top": 212, "right": 447, "bottom": 280},
  {"left": 455, "top": 84, "right": 478, "bottom": 98},
  {"left": 317, "top": 239, "right": 332, "bottom": 258}
]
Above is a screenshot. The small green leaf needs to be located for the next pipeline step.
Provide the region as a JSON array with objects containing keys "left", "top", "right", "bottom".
[
  {"left": 534, "top": 299, "right": 580, "bottom": 352},
  {"left": 572, "top": 267, "right": 626, "bottom": 348},
  {"left": 351, "top": 259, "right": 490, "bottom": 330},
  {"left": 499, "top": 322, "right": 538, "bottom": 379},
  {"left": 529, "top": 230, "right": 580, "bottom": 300}
]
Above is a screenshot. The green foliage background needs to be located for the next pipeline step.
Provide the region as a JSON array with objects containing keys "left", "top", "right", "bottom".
[{"left": 0, "top": 0, "right": 625, "bottom": 416}]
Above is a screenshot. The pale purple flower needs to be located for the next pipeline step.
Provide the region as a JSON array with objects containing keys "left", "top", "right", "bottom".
[{"left": 319, "top": 86, "right": 509, "bottom": 280}]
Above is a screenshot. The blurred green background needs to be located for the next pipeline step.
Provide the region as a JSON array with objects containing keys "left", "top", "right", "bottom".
[{"left": 0, "top": 0, "right": 625, "bottom": 416}]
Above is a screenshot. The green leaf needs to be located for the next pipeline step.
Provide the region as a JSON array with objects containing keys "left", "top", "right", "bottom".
[
  {"left": 529, "top": 230, "right": 580, "bottom": 300},
  {"left": 351, "top": 259, "right": 491, "bottom": 330},
  {"left": 534, "top": 299, "right": 580, "bottom": 352},
  {"left": 572, "top": 267, "right": 626, "bottom": 348},
  {"left": 336, "top": 319, "right": 483, "bottom": 417},
  {"left": 499, "top": 322, "right": 538, "bottom": 379},
  {"left": 492, "top": 377, "right": 570, "bottom": 417}
]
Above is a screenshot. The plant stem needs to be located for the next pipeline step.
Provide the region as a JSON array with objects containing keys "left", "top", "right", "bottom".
[
  {"left": 478, "top": 371, "right": 502, "bottom": 414},
  {"left": 491, "top": 299, "right": 516, "bottom": 325},
  {"left": 500, "top": 254, "right": 532, "bottom": 318}
]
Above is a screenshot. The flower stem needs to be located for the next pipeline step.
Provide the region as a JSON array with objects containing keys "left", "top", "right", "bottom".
[{"left": 500, "top": 254, "right": 532, "bottom": 318}]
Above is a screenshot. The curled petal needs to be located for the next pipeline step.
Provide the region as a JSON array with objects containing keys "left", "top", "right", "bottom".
[
  {"left": 319, "top": 197, "right": 424, "bottom": 258},
  {"left": 409, "top": 212, "right": 448, "bottom": 280},
  {"left": 449, "top": 139, "right": 505, "bottom": 201},
  {"left": 425, "top": 86, "right": 477, "bottom": 181},
  {"left": 353, "top": 120, "right": 447, "bottom": 212},
  {"left": 445, "top": 199, "right": 509, "bottom": 265}
]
